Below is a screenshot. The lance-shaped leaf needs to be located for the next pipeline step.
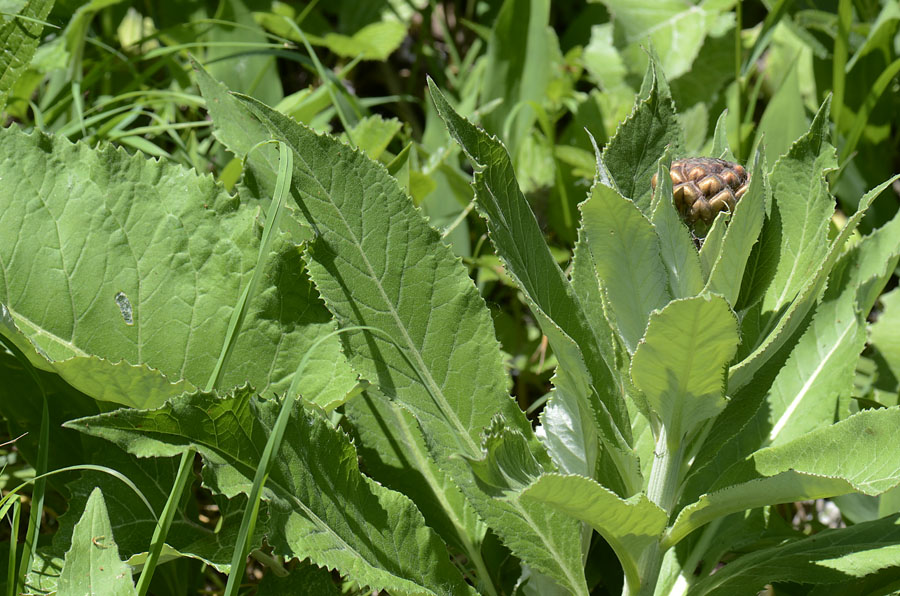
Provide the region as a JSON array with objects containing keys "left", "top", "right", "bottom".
[
  {"left": 729, "top": 174, "right": 900, "bottom": 393},
  {"left": 757, "top": 201, "right": 900, "bottom": 448},
  {"left": 649, "top": 150, "right": 704, "bottom": 299},
  {"left": 761, "top": 97, "right": 837, "bottom": 315},
  {"left": 66, "top": 388, "right": 473, "bottom": 596},
  {"left": 601, "top": 58, "right": 683, "bottom": 213},
  {"left": 582, "top": 183, "right": 671, "bottom": 354},
  {"left": 57, "top": 488, "right": 136, "bottom": 596},
  {"left": 631, "top": 295, "right": 738, "bottom": 441},
  {"left": 521, "top": 474, "right": 667, "bottom": 595},
  {"left": 0, "top": 125, "right": 355, "bottom": 409},
  {"left": 689, "top": 514, "right": 900, "bottom": 596},
  {"left": 704, "top": 147, "right": 767, "bottom": 306},
  {"left": 429, "top": 79, "right": 636, "bottom": 489},
  {"left": 667, "top": 407, "right": 900, "bottom": 548},
  {"left": 233, "top": 96, "right": 588, "bottom": 594}
]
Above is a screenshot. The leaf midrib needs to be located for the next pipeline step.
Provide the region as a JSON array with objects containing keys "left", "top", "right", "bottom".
[{"left": 293, "top": 147, "right": 482, "bottom": 458}]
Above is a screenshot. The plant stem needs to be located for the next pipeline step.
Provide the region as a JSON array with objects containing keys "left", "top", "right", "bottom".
[{"left": 633, "top": 425, "right": 684, "bottom": 596}]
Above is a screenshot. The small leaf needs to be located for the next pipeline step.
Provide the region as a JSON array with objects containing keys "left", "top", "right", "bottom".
[
  {"left": 650, "top": 150, "right": 704, "bottom": 298},
  {"left": 57, "top": 488, "right": 137, "bottom": 596},
  {"left": 704, "top": 146, "right": 767, "bottom": 305},
  {"left": 601, "top": 59, "right": 683, "bottom": 212},
  {"left": 631, "top": 295, "right": 738, "bottom": 440}
]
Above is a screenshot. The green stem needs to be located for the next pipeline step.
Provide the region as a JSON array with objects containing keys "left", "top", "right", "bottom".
[{"left": 633, "top": 426, "right": 684, "bottom": 596}]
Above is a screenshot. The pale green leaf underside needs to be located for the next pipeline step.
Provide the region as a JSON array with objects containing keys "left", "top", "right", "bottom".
[
  {"left": 631, "top": 295, "right": 738, "bottom": 439},
  {"left": 728, "top": 174, "right": 900, "bottom": 393},
  {"left": 57, "top": 488, "right": 137, "bottom": 596},
  {"left": 650, "top": 154, "right": 704, "bottom": 299},
  {"left": 522, "top": 473, "right": 666, "bottom": 592},
  {"left": 762, "top": 97, "right": 836, "bottom": 315},
  {"left": 67, "top": 388, "right": 471, "bottom": 596},
  {"left": 704, "top": 147, "right": 766, "bottom": 306},
  {"left": 0, "top": 125, "right": 355, "bottom": 408},
  {"left": 582, "top": 183, "right": 671, "bottom": 353},
  {"left": 669, "top": 407, "right": 900, "bottom": 547}
]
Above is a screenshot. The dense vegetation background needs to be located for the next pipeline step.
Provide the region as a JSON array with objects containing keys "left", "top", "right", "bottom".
[{"left": 2, "top": 0, "right": 900, "bottom": 594}]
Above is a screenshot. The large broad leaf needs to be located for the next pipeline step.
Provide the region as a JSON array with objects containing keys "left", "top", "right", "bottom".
[
  {"left": 479, "top": 0, "right": 552, "bottom": 156},
  {"left": 0, "top": 0, "right": 54, "bottom": 112},
  {"left": 688, "top": 514, "right": 900, "bottom": 596},
  {"left": 429, "top": 80, "right": 638, "bottom": 494},
  {"left": 593, "top": 0, "right": 735, "bottom": 79},
  {"left": 66, "top": 388, "right": 473, "bottom": 596},
  {"left": 667, "top": 407, "right": 900, "bottom": 548},
  {"left": 582, "top": 183, "right": 671, "bottom": 353},
  {"left": 0, "top": 125, "right": 356, "bottom": 409},
  {"left": 521, "top": 474, "right": 667, "bottom": 594},
  {"left": 601, "top": 59, "right": 683, "bottom": 212},
  {"left": 631, "top": 295, "right": 738, "bottom": 441},
  {"left": 57, "top": 488, "right": 136, "bottom": 596},
  {"left": 228, "top": 96, "right": 587, "bottom": 594}
]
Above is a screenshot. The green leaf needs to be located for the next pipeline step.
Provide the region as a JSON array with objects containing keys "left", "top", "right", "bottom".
[
  {"left": 57, "top": 488, "right": 137, "bottom": 596},
  {"left": 320, "top": 21, "right": 406, "bottom": 61},
  {"left": 480, "top": 0, "right": 552, "bottom": 156},
  {"left": 688, "top": 514, "right": 900, "bottom": 596},
  {"left": 204, "top": 0, "right": 282, "bottom": 106},
  {"left": 256, "top": 561, "right": 342, "bottom": 596},
  {"left": 631, "top": 295, "right": 738, "bottom": 441},
  {"left": 0, "top": 0, "right": 54, "bottom": 113},
  {"left": 870, "top": 288, "right": 900, "bottom": 383},
  {"left": 522, "top": 474, "right": 667, "bottom": 594},
  {"left": 650, "top": 150, "right": 704, "bottom": 299},
  {"left": 762, "top": 97, "right": 837, "bottom": 315},
  {"left": 232, "top": 96, "right": 588, "bottom": 595},
  {"left": 710, "top": 109, "right": 734, "bottom": 160},
  {"left": 429, "top": 79, "right": 637, "bottom": 493},
  {"left": 594, "top": 0, "right": 735, "bottom": 79},
  {"left": 759, "top": 206, "right": 900, "bottom": 447},
  {"left": 66, "top": 388, "right": 472, "bottom": 596},
  {"left": 668, "top": 407, "right": 900, "bottom": 548},
  {"left": 728, "top": 173, "right": 900, "bottom": 393},
  {"left": 345, "top": 390, "right": 486, "bottom": 561},
  {"left": 751, "top": 59, "right": 810, "bottom": 165},
  {"left": 0, "top": 124, "right": 356, "bottom": 409},
  {"left": 582, "top": 183, "right": 671, "bottom": 353},
  {"left": 52, "top": 441, "right": 261, "bottom": 574},
  {"left": 704, "top": 146, "right": 767, "bottom": 305},
  {"left": 601, "top": 59, "right": 683, "bottom": 212}
]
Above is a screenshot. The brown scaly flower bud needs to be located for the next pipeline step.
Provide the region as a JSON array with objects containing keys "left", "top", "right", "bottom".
[{"left": 651, "top": 158, "right": 749, "bottom": 235}]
